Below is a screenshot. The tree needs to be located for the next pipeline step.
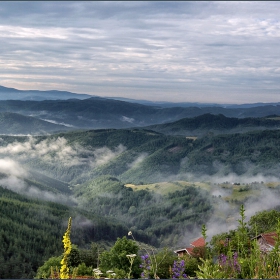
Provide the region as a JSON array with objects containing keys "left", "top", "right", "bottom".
[
  {"left": 248, "top": 209, "right": 280, "bottom": 236},
  {"left": 154, "top": 248, "right": 177, "bottom": 279},
  {"left": 100, "top": 236, "right": 141, "bottom": 278},
  {"left": 35, "top": 256, "right": 62, "bottom": 279}
]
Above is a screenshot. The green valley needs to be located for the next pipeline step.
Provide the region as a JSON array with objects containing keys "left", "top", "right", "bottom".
[{"left": 1, "top": 110, "right": 280, "bottom": 278}]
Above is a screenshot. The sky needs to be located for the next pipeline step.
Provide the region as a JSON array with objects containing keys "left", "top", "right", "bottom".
[{"left": 0, "top": 1, "right": 279, "bottom": 104}]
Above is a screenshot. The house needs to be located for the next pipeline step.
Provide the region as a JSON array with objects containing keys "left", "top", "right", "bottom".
[
  {"left": 174, "top": 237, "right": 206, "bottom": 258},
  {"left": 252, "top": 232, "right": 278, "bottom": 252}
]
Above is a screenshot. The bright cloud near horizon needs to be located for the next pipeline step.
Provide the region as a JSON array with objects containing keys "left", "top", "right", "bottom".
[{"left": 0, "top": 1, "right": 279, "bottom": 103}]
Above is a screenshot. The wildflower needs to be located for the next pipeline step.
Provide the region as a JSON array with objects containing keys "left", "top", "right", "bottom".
[
  {"left": 126, "top": 254, "right": 137, "bottom": 258},
  {"left": 140, "top": 254, "right": 151, "bottom": 279},
  {"left": 60, "top": 217, "right": 72, "bottom": 279},
  {"left": 128, "top": 231, "right": 132, "bottom": 236},
  {"left": 93, "top": 268, "right": 103, "bottom": 279},
  {"left": 172, "top": 260, "right": 188, "bottom": 279},
  {"left": 126, "top": 253, "right": 137, "bottom": 279}
]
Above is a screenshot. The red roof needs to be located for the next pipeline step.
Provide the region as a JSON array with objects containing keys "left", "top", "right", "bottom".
[
  {"left": 186, "top": 247, "right": 193, "bottom": 255},
  {"left": 190, "top": 237, "right": 205, "bottom": 247},
  {"left": 174, "top": 237, "right": 206, "bottom": 257},
  {"left": 259, "top": 232, "right": 278, "bottom": 247}
]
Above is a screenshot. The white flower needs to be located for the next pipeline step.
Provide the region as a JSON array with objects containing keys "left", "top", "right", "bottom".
[
  {"left": 93, "top": 268, "right": 102, "bottom": 273},
  {"left": 128, "top": 231, "right": 132, "bottom": 236}
]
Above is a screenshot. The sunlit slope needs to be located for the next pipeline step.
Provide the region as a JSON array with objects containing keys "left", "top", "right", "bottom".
[{"left": 73, "top": 175, "right": 214, "bottom": 247}]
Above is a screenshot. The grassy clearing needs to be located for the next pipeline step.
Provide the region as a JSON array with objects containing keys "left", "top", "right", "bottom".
[
  {"left": 125, "top": 181, "right": 211, "bottom": 195},
  {"left": 266, "top": 116, "right": 280, "bottom": 120},
  {"left": 126, "top": 180, "right": 280, "bottom": 205},
  {"left": 186, "top": 136, "right": 197, "bottom": 140},
  {"left": 265, "top": 181, "right": 280, "bottom": 188},
  {"left": 224, "top": 187, "right": 261, "bottom": 203}
]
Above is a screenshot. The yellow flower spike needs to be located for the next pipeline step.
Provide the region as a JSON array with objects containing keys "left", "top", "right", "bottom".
[{"left": 60, "top": 217, "right": 72, "bottom": 279}]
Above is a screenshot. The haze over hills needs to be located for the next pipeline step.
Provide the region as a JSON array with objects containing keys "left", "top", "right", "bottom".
[
  {"left": 1, "top": 84, "right": 280, "bottom": 108},
  {"left": 108, "top": 96, "right": 280, "bottom": 109},
  {"left": 0, "top": 85, "right": 92, "bottom": 101},
  {"left": 1, "top": 128, "right": 280, "bottom": 186},
  {"left": 0, "top": 93, "right": 280, "bottom": 132}
]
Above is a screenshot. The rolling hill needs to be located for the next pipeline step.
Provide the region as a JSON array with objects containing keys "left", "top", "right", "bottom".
[
  {"left": 145, "top": 113, "right": 280, "bottom": 136},
  {"left": 0, "top": 112, "right": 72, "bottom": 134},
  {"left": 1, "top": 127, "right": 280, "bottom": 185},
  {"left": 1, "top": 123, "right": 280, "bottom": 278}
]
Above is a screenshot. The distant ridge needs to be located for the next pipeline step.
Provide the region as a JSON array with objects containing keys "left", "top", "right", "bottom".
[
  {"left": 0, "top": 85, "right": 92, "bottom": 101},
  {"left": 107, "top": 95, "right": 280, "bottom": 109},
  {"left": 1, "top": 85, "right": 280, "bottom": 108}
]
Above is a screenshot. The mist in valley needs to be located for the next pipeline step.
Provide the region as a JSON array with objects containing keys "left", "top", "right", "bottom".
[{"left": 0, "top": 134, "right": 280, "bottom": 249}]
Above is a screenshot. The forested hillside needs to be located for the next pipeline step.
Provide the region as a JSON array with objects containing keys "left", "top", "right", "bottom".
[
  {"left": 1, "top": 115, "right": 280, "bottom": 278},
  {"left": 0, "top": 112, "right": 70, "bottom": 134},
  {"left": 0, "top": 185, "right": 154, "bottom": 278},
  {"left": 73, "top": 175, "right": 213, "bottom": 247},
  {"left": 146, "top": 114, "right": 280, "bottom": 136},
  {"left": 1, "top": 128, "right": 280, "bottom": 184}
]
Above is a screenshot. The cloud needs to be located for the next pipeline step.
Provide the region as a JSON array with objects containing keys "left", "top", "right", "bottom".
[
  {"left": 0, "top": 157, "right": 26, "bottom": 177},
  {"left": 0, "top": 175, "right": 77, "bottom": 205},
  {"left": 0, "top": 1, "right": 279, "bottom": 103},
  {"left": 127, "top": 153, "right": 148, "bottom": 169},
  {"left": 90, "top": 144, "right": 126, "bottom": 167},
  {"left": 0, "top": 136, "right": 126, "bottom": 169},
  {"left": 40, "top": 119, "right": 74, "bottom": 127},
  {"left": 0, "top": 158, "right": 76, "bottom": 204}
]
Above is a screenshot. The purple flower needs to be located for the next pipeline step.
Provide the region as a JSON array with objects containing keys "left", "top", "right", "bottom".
[
  {"left": 140, "top": 254, "right": 152, "bottom": 278},
  {"left": 171, "top": 260, "right": 188, "bottom": 278},
  {"left": 219, "top": 252, "right": 241, "bottom": 275}
]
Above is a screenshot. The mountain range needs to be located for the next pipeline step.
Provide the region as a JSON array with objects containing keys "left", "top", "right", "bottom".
[{"left": 0, "top": 87, "right": 280, "bottom": 133}]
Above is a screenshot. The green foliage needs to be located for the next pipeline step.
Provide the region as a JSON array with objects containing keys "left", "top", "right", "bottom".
[
  {"left": 196, "top": 258, "right": 225, "bottom": 279},
  {"left": 99, "top": 236, "right": 141, "bottom": 278},
  {"left": 155, "top": 249, "right": 178, "bottom": 279},
  {"left": 183, "top": 256, "right": 199, "bottom": 277},
  {"left": 0, "top": 185, "right": 139, "bottom": 279},
  {"left": 76, "top": 262, "right": 93, "bottom": 276},
  {"left": 75, "top": 178, "right": 213, "bottom": 247},
  {"left": 248, "top": 209, "right": 280, "bottom": 236},
  {"left": 35, "top": 256, "right": 62, "bottom": 279}
]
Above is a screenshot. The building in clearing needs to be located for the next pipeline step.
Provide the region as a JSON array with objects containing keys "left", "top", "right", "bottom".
[
  {"left": 174, "top": 237, "right": 206, "bottom": 257},
  {"left": 252, "top": 232, "right": 278, "bottom": 253}
]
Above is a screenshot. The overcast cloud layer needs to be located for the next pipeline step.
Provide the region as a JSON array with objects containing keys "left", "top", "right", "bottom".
[{"left": 0, "top": 1, "right": 279, "bottom": 103}]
